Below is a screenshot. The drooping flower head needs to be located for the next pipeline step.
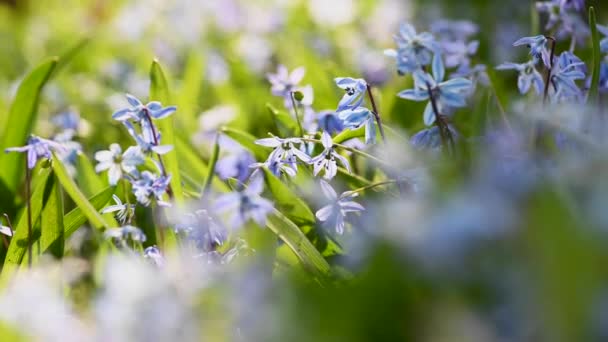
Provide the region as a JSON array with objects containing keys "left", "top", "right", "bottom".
[
  {"left": 310, "top": 132, "right": 351, "bottom": 180},
  {"left": 513, "top": 35, "right": 551, "bottom": 68},
  {"left": 315, "top": 180, "right": 365, "bottom": 235},
  {"left": 496, "top": 60, "right": 545, "bottom": 95},
  {"left": 5, "top": 135, "right": 65, "bottom": 169},
  {"left": 334, "top": 77, "right": 368, "bottom": 111}
]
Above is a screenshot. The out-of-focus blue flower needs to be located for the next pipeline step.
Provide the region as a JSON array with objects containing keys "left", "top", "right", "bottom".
[
  {"left": 385, "top": 23, "right": 439, "bottom": 74},
  {"left": 431, "top": 19, "right": 479, "bottom": 42},
  {"left": 315, "top": 180, "right": 364, "bottom": 235},
  {"left": 213, "top": 175, "right": 274, "bottom": 229},
  {"left": 251, "top": 158, "right": 297, "bottom": 178},
  {"left": 335, "top": 77, "right": 368, "bottom": 111},
  {"left": 338, "top": 107, "right": 377, "bottom": 145},
  {"left": 267, "top": 65, "right": 306, "bottom": 108},
  {"left": 536, "top": 1, "right": 589, "bottom": 41},
  {"left": 143, "top": 246, "right": 164, "bottom": 267},
  {"left": 131, "top": 171, "right": 171, "bottom": 207},
  {"left": 101, "top": 195, "right": 135, "bottom": 225},
  {"left": 551, "top": 52, "right": 586, "bottom": 100},
  {"left": 174, "top": 209, "right": 227, "bottom": 252},
  {"left": 442, "top": 40, "right": 479, "bottom": 69},
  {"left": 310, "top": 132, "right": 351, "bottom": 180},
  {"left": 317, "top": 111, "right": 344, "bottom": 135},
  {"left": 496, "top": 60, "right": 545, "bottom": 95},
  {"left": 560, "top": 0, "right": 585, "bottom": 11},
  {"left": 398, "top": 55, "right": 472, "bottom": 126},
  {"left": 215, "top": 151, "right": 255, "bottom": 184},
  {"left": 112, "top": 93, "right": 177, "bottom": 123},
  {"left": 104, "top": 225, "right": 147, "bottom": 243},
  {"left": 255, "top": 136, "right": 310, "bottom": 176},
  {"left": 598, "top": 24, "right": 608, "bottom": 53},
  {"left": 5, "top": 135, "right": 65, "bottom": 169},
  {"left": 513, "top": 35, "right": 551, "bottom": 67},
  {"left": 95, "top": 144, "right": 144, "bottom": 186},
  {"left": 410, "top": 125, "right": 459, "bottom": 150},
  {"left": 599, "top": 62, "right": 608, "bottom": 93}
]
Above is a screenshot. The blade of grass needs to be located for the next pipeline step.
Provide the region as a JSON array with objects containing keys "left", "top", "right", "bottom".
[
  {"left": 221, "top": 126, "right": 268, "bottom": 160},
  {"left": 262, "top": 168, "right": 316, "bottom": 226},
  {"left": 0, "top": 58, "right": 58, "bottom": 193},
  {"left": 202, "top": 135, "right": 220, "bottom": 198},
  {"left": 40, "top": 173, "right": 64, "bottom": 258},
  {"left": 62, "top": 186, "right": 116, "bottom": 239},
  {"left": 75, "top": 152, "right": 105, "bottom": 197},
  {"left": 150, "top": 59, "right": 184, "bottom": 203},
  {"left": 52, "top": 153, "right": 111, "bottom": 230}
]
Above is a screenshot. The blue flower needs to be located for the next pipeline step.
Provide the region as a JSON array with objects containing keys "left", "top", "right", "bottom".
[
  {"left": 398, "top": 54, "right": 472, "bottom": 126},
  {"left": 496, "top": 60, "right": 545, "bottom": 95},
  {"left": 334, "top": 77, "right": 368, "bottom": 111},
  {"left": 173, "top": 209, "right": 227, "bottom": 252},
  {"left": 94, "top": 144, "right": 144, "bottom": 186},
  {"left": 123, "top": 121, "right": 173, "bottom": 156},
  {"left": 513, "top": 35, "right": 551, "bottom": 67},
  {"left": 550, "top": 52, "right": 586, "bottom": 100},
  {"left": 385, "top": 23, "right": 439, "bottom": 74},
  {"left": 599, "top": 62, "right": 608, "bottom": 93},
  {"left": 5, "top": 135, "right": 65, "bottom": 169},
  {"left": 255, "top": 136, "right": 310, "bottom": 176},
  {"left": 267, "top": 65, "right": 306, "bottom": 108},
  {"left": 441, "top": 40, "right": 480, "bottom": 69},
  {"left": 213, "top": 175, "right": 274, "bottom": 229},
  {"left": 112, "top": 93, "right": 177, "bottom": 123},
  {"left": 215, "top": 151, "right": 255, "bottom": 184},
  {"left": 315, "top": 180, "right": 365, "bottom": 235},
  {"left": 131, "top": 171, "right": 171, "bottom": 207},
  {"left": 338, "top": 107, "right": 377, "bottom": 145},
  {"left": 310, "top": 132, "right": 351, "bottom": 180},
  {"left": 317, "top": 111, "right": 344, "bottom": 135},
  {"left": 144, "top": 246, "right": 164, "bottom": 267},
  {"left": 410, "top": 125, "right": 458, "bottom": 150},
  {"left": 101, "top": 195, "right": 135, "bottom": 225},
  {"left": 431, "top": 19, "right": 479, "bottom": 42},
  {"left": 104, "top": 225, "right": 147, "bottom": 243},
  {"left": 598, "top": 24, "right": 608, "bottom": 53}
]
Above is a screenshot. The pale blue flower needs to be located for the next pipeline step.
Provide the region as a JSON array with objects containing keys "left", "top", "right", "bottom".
[
  {"left": 386, "top": 23, "right": 439, "bottom": 74},
  {"left": 112, "top": 93, "right": 176, "bottom": 123},
  {"left": 398, "top": 54, "right": 472, "bottom": 126},
  {"left": 213, "top": 175, "right": 274, "bottom": 229},
  {"left": 442, "top": 40, "right": 480, "bottom": 69},
  {"left": 334, "top": 77, "right": 368, "bottom": 111},
  {"left": 144, "top": 246, "right": 164, "bottom": 267},
  {"left": 310, "top": 131, "right": 351, "bottom": 180},
  {"left": 123, "top": 121, "right": 173, "bottom": 156},
  {"left": 215, "top": 151, "right": 255, "bottom": 184},
  {"left": 101, "top": 195, "right": 135, "bottom": 225},
  {"left": 131, "top": 171, "right": 171, "bottom": 207},
  {"left": 431, "top": 19, "right": 479, "bottom": 41},
  {"left": 95, "top": 144, "right": 144, "bottom": 186},
  {"left": 173, "top": 209, "right": 227, "bottom": 252},
  {"left": 410, "top": 126, "right": 458, "bottom": 150},
  {"left": 255, "top": 136, "right": 310, "bottom": 176},
  {"left": 315, "top": 180, "right": 365, "bottom": 235},
  {"left": 5, "top": 135, "right": 65, "bottom": 169},
  {"left": 496, "top": 60, "right": 545, "bottom": 95},
  {"left": 317, "top": 111, "right": 344, "bottom": 135},
  {"left": 551, "top": 52, "right": 586, "bottom": 100},
  {"left": 104, "top": 225, "right": 147, "bottom": 243},
  {"left": 338, "top": 107, "right": 377, "bottom": 145},
  {"left": 513, "top": 35, "right": 551, "bottom": 67},
  {"left": 267, "top": 65, "right": 306, "bottom": 108}
]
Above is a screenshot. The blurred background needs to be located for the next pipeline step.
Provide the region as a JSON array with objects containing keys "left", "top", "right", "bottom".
[{"left": 0, "top": 1, "right": 608, "bottom": 341}]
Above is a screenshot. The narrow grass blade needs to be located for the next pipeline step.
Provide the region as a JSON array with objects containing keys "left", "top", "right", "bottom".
[
  {"left": 262, "top": 168, "right": 316, "bottom": 226},
  {"left": 75, "top": 152, "right": 105, "bottom": 197},
  {"left": 40, "top": 173, "right": 64, "bottom": 258},
  {"left": 202, "top": 135, "right": 220, "bottom": 197},
  {"left": 0, "top": 58, "right": 58, "bottom": 193},
  {"left": 150, "top": 59, "right": 184, "bottom": 203},
  {"left": 589, "top": 7, "right": 601, "bottom": 104},
  {"left": 63, "top": 186, "right": 116, "bottom": 239},
  {"left": 52, "top": 153, "right": 111, "bottom": 230},
  {"left": 221, "top": 126, "right": 268, "bottom": 160},
  {"left": 266, "top": 210, "right": 331, "bottom": 277}
]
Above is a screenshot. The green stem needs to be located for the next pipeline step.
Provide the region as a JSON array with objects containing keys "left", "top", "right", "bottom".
[
  {"left": 300, "top": 137, "right": 390, "bottom": 167},
  {"left": 290, "top": 92, "right": 304, "bottom": 137},
  {"left": 366, "top": 84, "right": 387, "bottom": 144},
  {"left": 25, "top": 161, "right": 32, "bottom": 269},
  {"left": 343, "top": 180, "right": 398, "bottom": 197}
]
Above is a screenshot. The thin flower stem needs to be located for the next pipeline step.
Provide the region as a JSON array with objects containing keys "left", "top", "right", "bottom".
[
  {"left": 543, "top": 36, "right": 557, "bottom": 104},
  {"left": 425, "top": 82, "right": 455, "bottom": 154},
  {"left": 300, "top": 137, "right": 390, "bottom": 167},
  {"left": 290, "top": 92, "right": 305, "bottom": 137},
  {"left": 143, "top": 108, "right": 173, "bottom": 198},
  {"left": 365, "top": 84, "right": 387, "bottom": 144},
  {"left": 25, "top": 161, "right": 32, "bottom": 269},
  {"left": 343, "top": 180, "right": 398, "bottom": 196}
]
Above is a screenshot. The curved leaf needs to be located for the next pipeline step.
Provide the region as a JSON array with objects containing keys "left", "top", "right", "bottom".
[
  {"left": 333, "top": 126, "right": 365, "bottom": 144},
  {"left": 40, "top": 173, "right": 64, "bottom": 258},
  {"left": 0, "top": 58, "right": 58, "bottom": 193},
  {"left": 63, "top": 186, "right": 116, "bottom": 239},
  {"left": 262, "top": 168, "right": 316, "bottom": 226},
  {"left": 266, "top": 210, "right": 331, "bottom": 277},
  {"left": 221, "top": 126, "right": 268, "bottom": 160},
  {"left": 150, "top": 59, "right": 184, "bottom": 203}
]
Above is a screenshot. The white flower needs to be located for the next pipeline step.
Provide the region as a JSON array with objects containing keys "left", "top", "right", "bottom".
[{"left": 94, "top": 144, "right": 144, "bottom": 186}]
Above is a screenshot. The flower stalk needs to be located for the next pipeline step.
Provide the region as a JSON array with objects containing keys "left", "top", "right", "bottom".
[{"left": 365, "top": 84, "right": 387, "bottom": 144}]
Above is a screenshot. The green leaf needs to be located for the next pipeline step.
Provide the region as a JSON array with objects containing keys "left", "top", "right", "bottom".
[
  {"left": 202, "top": 136, "right": 220, "bottom": 197},
  {"left": 1, "top": 169, "right": 52, "bottom": 279},
  {"left": 150, "top": 59, "right": 184, "bottom": 204},
  {"left": 266, "top": 210, "right": 331, "bottom": 277},
  {"left": 589, "top": 7, "right": 601, "bottom": 104},
  {"left": 175, "top": 137, "right": 228, "bottom": 193},
  {"left": 267, "top": 103, "right": 298, "bottom": 136},
  {"left": 333, "top": 126, "right": 365, "bottom": 144},
  {"left": 40, "top": 173, "right": 64, "bottom": 258},
  {"left": 63, "top": 186, "right": 116, "bottom": 239},
  {"left": 262, "top": 168, "right": 316, "bottom": 226},
  {"left": 75, "top": 152, "right": 105, "bottom": 197},
  {"left": 176, "top": 51, "right": 204, "bottom": 135},
  {"left": 52, "top": 153, "right": 111, "bottom": 230},
  {"left": 221, "top": 126, "right": 268, "bottom": 160},
  {"left": 0, "top": 58, "right": 58, "bottom": 193}
]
